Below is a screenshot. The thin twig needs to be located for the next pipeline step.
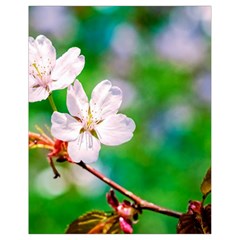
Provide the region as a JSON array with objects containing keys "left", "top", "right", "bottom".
[
  {"left": 76, "top": 161, "right": 182, "bottom": 219},
  {"left": 47, "top": 156, "right": 61, "bottom": 179}
]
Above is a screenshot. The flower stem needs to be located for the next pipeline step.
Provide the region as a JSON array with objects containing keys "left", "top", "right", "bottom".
[
  {"left": 76, "top": 161, "right": 182, "bottom": 219},
  {"left": 48, "top": 93, "right": 57, "bottom": 112}
]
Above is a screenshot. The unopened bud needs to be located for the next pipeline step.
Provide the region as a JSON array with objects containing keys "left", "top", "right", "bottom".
[
  {"left": 106, "top": 189, "right": 119, "bottom": 209},
  {"left": 188, "top": 200, "right": 202, "bottom": 215},
  {"left": 119, "top": 217, "right": 133, "bottom": 234}
]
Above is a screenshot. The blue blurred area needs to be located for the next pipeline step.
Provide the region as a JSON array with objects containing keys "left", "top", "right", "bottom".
[{"left": 29, "top": 6, "right": 211, "bottom": 234}]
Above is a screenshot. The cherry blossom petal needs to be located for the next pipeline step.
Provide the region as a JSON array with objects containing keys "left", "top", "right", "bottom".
[
  {"left": 50, "top": 47, "right": 85, "bottom": 90},
  {"left": 67, "top": 80, "right": 89, "bottom": 120},
  {"left": 51, "top": 112, "right": 82, "bottom": 141},
  {"left": 29, "top": 35, "right": 56, "bottom": 73},
  {"left": 29, "top": 37, "right": 37, "bottom": 64},
  {"left": 67, "top": 132, "right": 101, "bottom": 163},
  {"left": 90, "top": 80, "right": 122, "bottom": 120},
  {"left": 29, "top": 87, "right": 49, "bottom": 102},
  {"left": 95, "top": 114, "right": 136, "bottom": 146},
  {"left": 29, "top": 74, "right": 37, "bottom": 88},
  {"left": 28, "top": 77, "right": 49, "bottom": 102},
  {"left": 29, "top": 35, "right": 56, "bottom": 103}
]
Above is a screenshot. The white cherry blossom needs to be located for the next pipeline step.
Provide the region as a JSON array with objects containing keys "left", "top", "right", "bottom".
[
  {"left": 51, "top": 80, "right": 136, "bottom": 163},
  {"left": 29, "top": 35, "right": 85, "bottom": 102}
]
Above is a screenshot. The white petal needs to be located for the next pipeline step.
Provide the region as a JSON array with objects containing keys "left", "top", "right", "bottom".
[
  {"left": 51, "top": 112, "right": 82, "bottom": 141},
  {"left": 28, "top": 83, "right": 49, "bottom": 102},
  {"left": 90, "top": 80, "right": 122, "bottom": 120},
  {"left": 95, "top": 114, "right": 136, "bottom": 146},
  {"left": 29, "top": 74, "right": 37, "bottom": 88},
  {"left": 51, "top": 47, "right": 85, "bottom": 90},
  {"left": 29, "top": 35, "right": 56, "bottom": 74},
  {"left": 67, "top": 80, "right": 89, "bottom": 120},
  {"left": 67, "top": 132, "right": 101, "bottom": 163}
]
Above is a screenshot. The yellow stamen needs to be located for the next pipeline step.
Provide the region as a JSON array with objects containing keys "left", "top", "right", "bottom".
[
  {"left": 32, "top": 63, "right": 42, "bottom": 78},
  {"left": 86, "top": 108, "right": 93, "bottom": 129},
  {"left": 87, "top": 116, "right": 93, "bottom": 128}
]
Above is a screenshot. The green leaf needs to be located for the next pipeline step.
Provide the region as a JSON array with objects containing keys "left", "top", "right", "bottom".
[
  {"left": 65, "top": 210, "right": 122, "bottom": 234},
  {"left": 200, "top": 167, "right": 211, "bottom": 197}
]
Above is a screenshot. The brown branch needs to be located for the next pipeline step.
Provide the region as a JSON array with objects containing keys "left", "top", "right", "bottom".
[{"left": 76, "top": 161, "right": 182, "bottom": 219}]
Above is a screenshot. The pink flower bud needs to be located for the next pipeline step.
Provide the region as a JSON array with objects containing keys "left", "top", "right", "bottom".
[
  {"left": 117, "top": 204, "right": 133, "bottom": 219},
  {"left": 188, "top": 200, "right": 202, "bottom": 215},
  {"left": 119, "top": 217, "right": 133, "bottom": 234},
  {"left": 106, "top": 189, "right": 119, "bottom": 209}
]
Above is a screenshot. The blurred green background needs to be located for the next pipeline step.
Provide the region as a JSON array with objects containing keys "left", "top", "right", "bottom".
[{"left": 29, "top": 6, "right": 211, "bottom": 234}]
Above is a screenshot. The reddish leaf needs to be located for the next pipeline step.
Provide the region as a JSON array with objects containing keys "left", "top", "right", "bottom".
[
  {"left": 201, "top": 204, "right": 211, "bottom": 233},
  {"left": 177, "top": 201, "right": 211, "bottom": 234},
  {"left": 177, "top": 213, "right": 203, "bottom": 233},
  {"left": 201, "top": 167, "right": 211, "bottom": 198},
  {"left": 65, "top": 210, "right": 122, "bottom": 234}
]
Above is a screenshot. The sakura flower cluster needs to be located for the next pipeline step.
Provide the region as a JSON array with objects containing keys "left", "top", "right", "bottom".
[
  {"left": 51, "top": 80, "right": 135, "bottom": 163},
  {"left": 29, "top": 35, "right": 85, "bottom": 102},
  {"left": 29, "top": 35, "right": 136, "bottom": 164}
]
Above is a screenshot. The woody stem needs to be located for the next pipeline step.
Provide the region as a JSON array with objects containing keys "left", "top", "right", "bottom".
[{"left": 76, "top": 161, "right": 182, "bottom": 219}]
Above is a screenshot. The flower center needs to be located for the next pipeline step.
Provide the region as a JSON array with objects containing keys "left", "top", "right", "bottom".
[
  {"left": 85, "top": 113, "right": 95, "bottom": 131},
  {"left": 81, "top": 107, "right": 101, "bottom": 132},
  {"left": 77, "top": 107, "right": 103, "bottom": 150},
  {"left": 30, "top": 61, "right": 52, "bottom": 89}
]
